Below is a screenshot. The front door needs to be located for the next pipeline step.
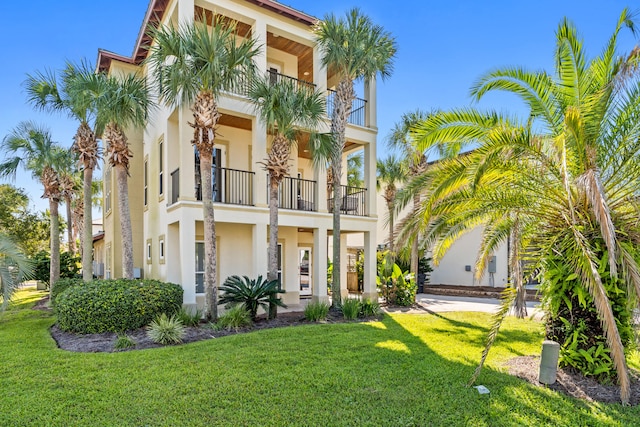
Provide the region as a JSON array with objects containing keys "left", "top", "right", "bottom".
[{"left": 299, "top": 247, "right": 312, "bottom": 296}]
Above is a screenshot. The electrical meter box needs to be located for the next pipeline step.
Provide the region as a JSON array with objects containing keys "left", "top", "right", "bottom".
[{"left": 488, "top": 256, "right": 497, "bottom": 273}]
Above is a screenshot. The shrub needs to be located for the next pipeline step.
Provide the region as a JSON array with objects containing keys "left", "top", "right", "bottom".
[
  {"left": 360, "top": 298, "right": 381, "bottom": 317},
  {"left": 304, "top": 301, "right": 330, "bottom": 322},
  {"left": 114, "top": 334, "right": 136, "bottom": 350},
  {"left": 147, "top": 313, "right": 186, "bottom": 345},
  {"left": 177, "top": 307, "right": 202, "bottom": 327},
  {"left": 56, "top": 279, "right": 183, "bottom": 334},
  {"left": 215, "top": 305, "right": 252, "bottom": 331},
  {"left": 341, "top": 298, "right": 360, "bottom": 320},
  {"left": 33, "top": 250, "right": 80, "bottom": 286},
  {"left": 377, "top": 252, "right": 417, "bottom": 307},
  {"left": 219, "top": 275, "right": 286, "bottom": 321},
  {"left": 50, "top": 278, "right": 83, "bottom": 307}
]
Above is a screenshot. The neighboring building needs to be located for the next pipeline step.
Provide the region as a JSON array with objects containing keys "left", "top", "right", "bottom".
[{"left": 96, "top": 0, "right": 379, "bottom": 308}]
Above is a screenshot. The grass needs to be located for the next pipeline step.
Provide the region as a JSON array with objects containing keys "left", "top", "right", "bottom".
[{"left": 2, "top": 288, "right": 640, "bottom": 426}]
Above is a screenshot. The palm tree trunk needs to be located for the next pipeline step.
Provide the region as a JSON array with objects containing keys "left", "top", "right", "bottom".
[
  {"left": 65, "top": 195, "right": 75, "bottom": 255},
  {"left": 387, "top": 200, "right": 394, "bottom": 253},
  {"left": 201, "top": 151, "right": 218, "bottom": 321},
  {"left": 410, "top": 194, "right": 420, "bottom": 279},
  {"left": 116, "top": 164, "right": 134, "bottom": 279},
  {"left": 82, "top": 167, "right": 93, "bottom": 281},
  {"left": 49, "top": 198, "right": 60, "bottom": 296},
  {"left": 268, "top": 176, "right": 280, "bottom": 319},
  {"left": 330, "top": 78, "right": 355, "bottom": 308},
  {"left": 510, "top": 224, "right": 527, "bottom": 319}
]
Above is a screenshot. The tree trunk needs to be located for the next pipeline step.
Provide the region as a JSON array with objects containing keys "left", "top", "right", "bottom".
[
  {"left": 82, "top": 167, "right": 93, "bottom": 281},
  {"left": 509, "top": 225, "right": 527, "bottom": 319},
  {"left": 330, "top": 78, "right": 355, "bottom": 308},
  {"left": 116, "top": 164, "right": 134, "bottom": 279},
  {"left": 268, "top": 176, "right": 280, "bottom": 319},
  {"left": 410, "top": 193, "right": 420, "bottom": 279},
  {"left": 387, "top": 199, "right": 394, "bottom": 253},
  {"left": 65, "top": 195, "right": 75, "bottom": 255},
  {"left": 201, "top": 152, "right": 218, "bottom": 321},
  {"left": 49, "top": 198, "right": 60, "bottom": 296}
]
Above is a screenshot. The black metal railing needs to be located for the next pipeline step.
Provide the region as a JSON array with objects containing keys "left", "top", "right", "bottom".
[
  {"left": 170, "top": 168, "right": 180, "bottom": 205},
  {"left": 267, "top": 70, "right": 316, "bottom": 93},
  {"left": 326, "top": 89, "right": 367, "bottom": 127},
  {"left": 328, "top": 184, "right": 367, "bottom": 216},
  {"left": 269, "top": 175, "right": 317, "bottom": 212},
  {"left": 222, "top": 73, "right": 251, "bottom": 97},
  {"left": 196, "top": 167, "right": 254, "bottom": 206}
]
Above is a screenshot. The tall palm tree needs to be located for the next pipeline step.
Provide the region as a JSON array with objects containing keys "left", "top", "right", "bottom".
[
  {"left": 0, "top": 122, "right": 65, "bottom": 293},
  {"left": 24, "top": 61, "right": 102, "bottom": 281},
  {"left": 58, "top": 151, "right": 81, "bottom": 256},
  {"left": 314, "top": 8, "right": 397, "bottom": 307},
  {"left": 0, "top": 234, "right": 34, "bottom": 312},
  {"left": 147, "top": 16, "right": 259, "bottom": 320},
  {"left": 98, "top": 73, "right": 150, "bottom": 279},
  {"left": 408, "top": 9, "right": 640, "bottom": 404},
  {"left": 376, "top": 155, "right": 405, "bottom": 253},
  {"left": 248, "top": 75, "right": 330, "bottom": 317}
]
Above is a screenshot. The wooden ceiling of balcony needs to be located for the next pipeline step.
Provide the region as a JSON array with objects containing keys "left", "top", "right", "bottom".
[
  {"left": 296, "top": 133, "right": 357, "bottom": 160},
  {"left": 219, "top": 114, "right": 252, "bottom": 131},
  {"left": 195, "top": 6, "right": 313, "bottom": 83}
]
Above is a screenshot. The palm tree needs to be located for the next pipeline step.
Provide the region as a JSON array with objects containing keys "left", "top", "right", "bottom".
[
  {"left": 248, "top": 75, "right": 330, "bottom": 318},
  {"left": 0, "top": 122, "right": 65, "bottom": 293},
  {"left": 58, "top": 151, "right": 81, "bottom": 256},
  {"left": 98, "top": 73, "right": 150, "bottom": 279},
  {"left": 376, "top": 155, "right": 405, "bottom": 253},
  {"left": 409, "top": 9, "right": 640, "bottom": 404},
  {"left": 147, "top": 16, "right": 259, "bottom": 320},
  {"left": 24, "top": 61, "right": 102, "bottom": 281},
  {"left": 314, "top": 8, "right": 397, "bottom": 307},
  {"left": 0, "top": 234, "right": 34, "bottom": 312},
  {"left": 347, "top": 152, "right": 364, "bottom": 188}
]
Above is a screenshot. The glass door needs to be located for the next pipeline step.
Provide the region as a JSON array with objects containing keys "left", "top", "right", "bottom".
[{"left": 299, "top": 247, "right": 312, "bottom": 296}]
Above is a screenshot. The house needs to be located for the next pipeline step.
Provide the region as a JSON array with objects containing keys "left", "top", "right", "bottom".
[{"left": 96, "top": 0, "right": 379, "bottom": 309}]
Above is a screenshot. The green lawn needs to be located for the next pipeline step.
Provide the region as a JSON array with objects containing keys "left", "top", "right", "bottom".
[{"left": 2, "top": 288, "right": 640, "bottom": 426}]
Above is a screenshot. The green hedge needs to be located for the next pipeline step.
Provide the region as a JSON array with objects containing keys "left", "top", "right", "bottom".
[
  {"left": 51, "top": 278, "right": 83, "bottom": 307},
  {"left": 56, "top": 279, "right": 183, "bottom": 334}
]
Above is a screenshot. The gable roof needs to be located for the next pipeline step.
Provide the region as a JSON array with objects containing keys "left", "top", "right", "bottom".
[{"left": 97, "top": 0, "right": 317, "bottom": 72}]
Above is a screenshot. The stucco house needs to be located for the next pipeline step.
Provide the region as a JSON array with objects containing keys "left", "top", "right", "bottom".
[{"left": 95, "top": 0, "right": 379, "bottom": 309}]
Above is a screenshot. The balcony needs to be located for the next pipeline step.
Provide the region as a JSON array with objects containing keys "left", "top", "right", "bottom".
[
  {"left": 326, "top": 89, "right": 367, "bottom": 127},
  {"left": 267, "top": 70, "right": 316, "bottom": 93},
  {"left": 328, "top": 184, "right": 367, "bottom": 216},
  {"left": 270, "top": 175, "right": 317, "bottom": 212},
  {"left": 168, "top": 166, "right": 255, "bottom": 206}
]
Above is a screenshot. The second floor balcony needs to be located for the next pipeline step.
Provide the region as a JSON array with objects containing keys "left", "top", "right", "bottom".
[{"left": 170, "top": 166, "right": 255, "bottom": 207}]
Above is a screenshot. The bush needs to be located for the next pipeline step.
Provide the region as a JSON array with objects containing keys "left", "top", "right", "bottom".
[
  {"left": 377, "top": 252, "right": 417, "bottom": 307},
  {"left": 147, "top": 313, "right": 186, "bottom": 345},
  {"left": 341, "top": 298, "right": 360, "bottom": 320},
  {"left": 214, "top": 305, "right": 253, "bottom": 331},
  {"left": 304, "top": 301, "right": 330, "bottom": 322},
  {"left": 33, "top": 250, "right": 80, "bottom": 286},
  {"left": 114, "top": 334, "right": 136, "bottom": 350},
  {"left": 360, "top": 298, "right": 381, "bottom": 317},
  {"left": 50, "top": 278, "right": 83, "bottom": 307},
  {"left": 219, "top": 275, "right": 286, "bottom": 321},
  {"left": 56, "top": 279, "right": 183, "bottom": 334},
  {"left": 177, "top": 307, "right": 202, "bottom": 327}
]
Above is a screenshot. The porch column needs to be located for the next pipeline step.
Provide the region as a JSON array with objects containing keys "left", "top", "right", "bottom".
[
  {"left": 315, "top": 166, "right": 328, "bottom": 213},
  {"left": 253, "top": 19, "right": 267, "bottom": 74},
  {"left": 312, "top": 227, "right": 328, "bottom": 303},
  {"left": 340, "top": 233, "right": 349, "bottom": 299},
  {"left": 313, "top": 44, "right": 327, "bottom": 92},
  {"left": 364, "top": 76, "right": 377, "bottom": 128},
  {"left": 180, "top": 106, "right": 196, "bottom": 201},
  {"left": 252, "top": 222, "right": 268, "bottom": 277},
  {"left": 252, "top": 118, "right": 268, "bottom": 207},
  {"left": 362, "top": 230, "right": 378, "bottom": 301},
  {"left": 363, "top": 142, "right": 377, "bottom": 217},
  {"left": 178, "top": 0, "right": 194, "bottom": 24},
  {"left": 180, "top": 218, "right": 196, "bottom": 306}
]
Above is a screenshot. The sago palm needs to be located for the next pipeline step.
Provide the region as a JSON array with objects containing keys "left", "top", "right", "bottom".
[
  {"left": 376, "top": 155, "right": 405, "bottom": 253},
  {"left": 0, "top": 122, "right": 66, "bottom": 292},
  {"left": 147, "top": 15, "right": 259, "bottom": 320},
  {"left": 314, "top": 8, "right": 397, "bottom": 306},
  {"left": 248, "top": 74, "right": 330, "bottom": 317},
  {"left": 408, "top": 9, "right": 640, "bottom": 404},
  {"left": 98, "top": 73, "right": 150, "bottom": 279}
]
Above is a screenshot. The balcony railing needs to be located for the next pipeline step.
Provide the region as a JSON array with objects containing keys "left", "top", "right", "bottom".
[
  {"left": 269, "top": 175, "right": 317, "bottom": 212},
  {"left": 328, "top": 184, "right": 367, "bottom": 216},
  {"left": 267, "top": 70, "right": 316, "bottom": 93},
  {"left": 195, "top": 166, "right": 254, "bottom": 206},
  {"left": 326, "top": 89, "right": 367, "bottom": 127},
  {"left": 222, "top": 73, "right": 251, "bottom": 97}
]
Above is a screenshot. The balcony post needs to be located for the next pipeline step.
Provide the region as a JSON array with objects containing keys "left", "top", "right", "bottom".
[
  {"left": 252, "top": 119, "right": 268, "bottom": 207},
  {"left": 253, "top": 19, "right": 267, "bottom": 75},
  {"left": 364, "top": 143, "right": 376, "bottom": 217},
  {"left": 313, "top": 44, "right": 327, "bottom": 93},
  {"left": 362, "top": 230, "right": 377, "bottom": 301},
  {"left": 364, "top": 76, "right": 377, "bottom": 128},
  {"left": 252, "top": 222, "right": 268, "bottom": 277},
  {"left": 177, "top": 0, "right": 194, "bottom": 24},
  {"left": 312, "top": 226, "right": 329, "bottom": 303}
]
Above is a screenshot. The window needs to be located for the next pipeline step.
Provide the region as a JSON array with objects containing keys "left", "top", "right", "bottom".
[
  {"left": 146, "top": 239, "right": 152, "bottom": 264},
  {"left": 159, "top": 235, "right": 165, "bottom": 264},
  {"left": 195, "top": 242, "right": 204, "bottom": 294},
  {"left": 105, "top": 167, "right": 112, "bottom": 213},
  {"left": 144, "top": 157, "right": 148, "bottom": 207},
  {"left": 159, "top": 138, "right": 164, "bottom": 196}
]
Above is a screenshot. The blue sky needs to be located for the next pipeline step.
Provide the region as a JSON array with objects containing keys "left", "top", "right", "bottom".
[{"left": 0, "top": 0, "right": 636, "bottom": 213}]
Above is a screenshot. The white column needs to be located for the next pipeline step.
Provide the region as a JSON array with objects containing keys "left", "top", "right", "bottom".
[
  {"left": 252, "top": 222, "right": 268, "bottom": 277},
  {"left": 180, "top": 217, "right": 196, "bottom": 306},
  {"left": 313, "top": 45, "right": 327, "bottom": 92},
  {"left": 312, "top": 227, "right": 328, "bottom": 303},
  {"left": 254, "top": 19, "right": 267, "bottom": 74},
  {"left": 364, "top": 76, "right": 377, "bottom": 128},
  {"left": 179, "top": 106, "right": 196, "bottom": 201},
  {"left": 315, "top": 166, "right": 328, "bottom": 213},
  {"left": 362, "top": 231, "right": 377, "bottom": 301},
  {"left": 340, "top": 233, "right": 349, "bottom": 298},
  {"left": 177, "top": 0, "right": 194, "bottom": 24},
  {"left": 252, "top": 118, "right": 268, "bottom": 207},
  {"left": 363, "top": 142, "right": 377, "bottom": 217}
]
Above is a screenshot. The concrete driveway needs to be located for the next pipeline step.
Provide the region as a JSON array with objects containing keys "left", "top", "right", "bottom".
[{"left": 383, "top": 293, "right": 542, "bottom": 316}]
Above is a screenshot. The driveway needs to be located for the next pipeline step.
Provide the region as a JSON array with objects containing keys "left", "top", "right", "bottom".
[{"left": 383, "top": 293, "right": 542, "bottom": 316}]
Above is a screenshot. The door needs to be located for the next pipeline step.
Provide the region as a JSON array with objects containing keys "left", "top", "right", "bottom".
[{"left": 299, "top": 247, "right": 312, "bottom": 296}]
